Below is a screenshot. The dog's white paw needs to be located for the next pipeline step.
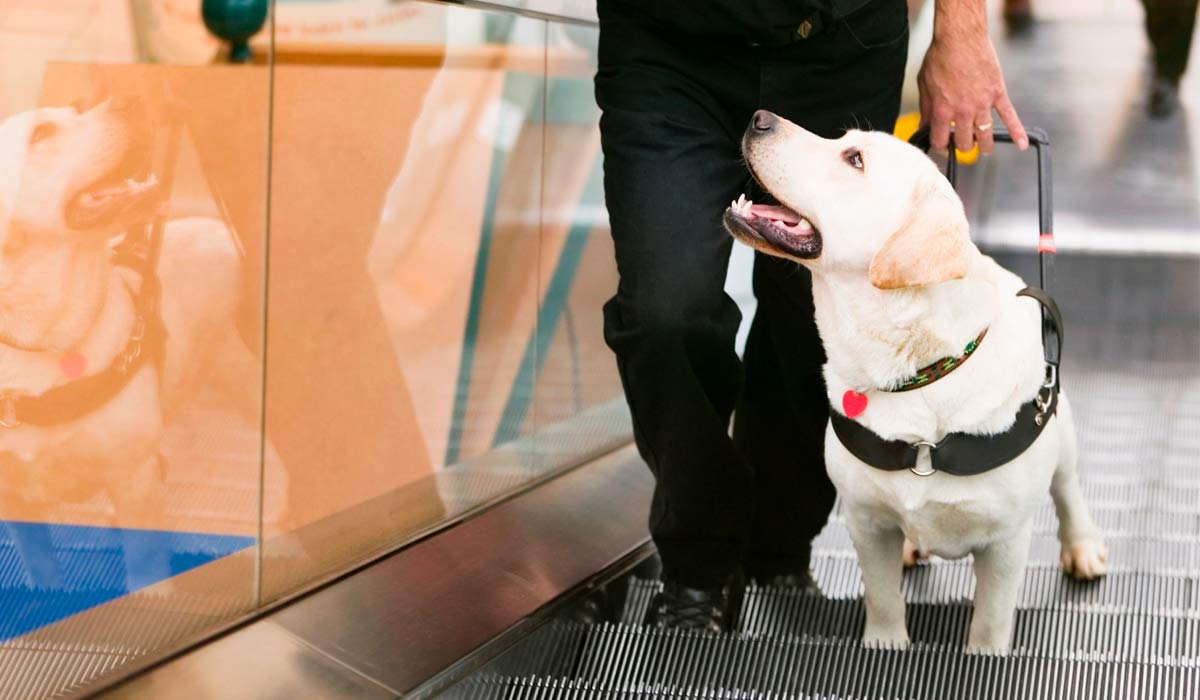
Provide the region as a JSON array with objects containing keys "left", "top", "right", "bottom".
[
  {"left": 1060, "top": 537, "right": 1108, "bottom": 580},
  {"left": 902, "top": 539, "right": 927, "bottom": 568},
  {"left": 965, "top": 641, "right": 1012, "bottom": 656},
  {"left": 862, "top": 626, "right": 910, "bottom": 650}
]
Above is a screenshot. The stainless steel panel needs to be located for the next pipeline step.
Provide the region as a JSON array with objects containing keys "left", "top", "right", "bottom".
[
  {"left": 90, "top": 446, "right": 651, "bottom": 698},
  {"left": 100, "top": 622, "right": 397, "bottom": 700},
  {"left": 270, "top": 445, "right": 651, "bottom": 694}
]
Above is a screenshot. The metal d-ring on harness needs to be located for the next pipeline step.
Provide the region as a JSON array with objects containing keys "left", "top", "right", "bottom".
[{"left": 827, "top": 126, "right": 1063, "bottom": 478}]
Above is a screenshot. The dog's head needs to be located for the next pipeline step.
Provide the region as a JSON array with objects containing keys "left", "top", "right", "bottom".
[
  {"left": 724, "top": 111, "right": 971, "bottom": 290},
  {"left": 0, "top": 98, "right": 161, "bottom": 259}
]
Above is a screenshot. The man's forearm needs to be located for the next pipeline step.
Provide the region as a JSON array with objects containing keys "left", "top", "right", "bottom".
[{"left": 931, "top": 0, "right": 988, "bottom": 43}]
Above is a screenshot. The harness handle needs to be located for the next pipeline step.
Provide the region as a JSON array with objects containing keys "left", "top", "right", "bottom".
[{"left": 907, "top": 124, "right": 1058, "bottom": 366}]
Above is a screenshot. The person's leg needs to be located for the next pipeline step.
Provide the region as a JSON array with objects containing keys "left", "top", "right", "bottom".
[
  {"left": 1143, "top": 0, "right": 1200, "bottom": 117},
  {"left": 1003, "top": 0, "right": 1036, "bottom": 36},
  {"left": 1144, "top": 0, "right": 1200, "bottom": 81},
  {"left": 596, "top": 2, "right": 757, "bottom": 596},
  {"left": 736, "top": 0, "right": 909, "bottom": 583},
  {"left": 734, "top": 256, "right": 831, "bottom": 582}
]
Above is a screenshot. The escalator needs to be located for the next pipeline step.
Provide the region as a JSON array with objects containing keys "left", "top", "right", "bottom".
[{"left": 443, "top": 254, "right": 1200, "bottom": 700}]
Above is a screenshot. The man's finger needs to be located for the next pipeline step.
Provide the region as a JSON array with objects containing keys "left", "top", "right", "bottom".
[
  {"left": 953, "top": 112, "right": 976, "bottom": 153},
  {"left": 995, "top": 94, "right": 1029, "bottom": 150},
  {"left": 975, "top": 111, "right": 996, "bottom": 155},
  {"left": 930, "top": 108, "right": 952, "bottom": 151}
]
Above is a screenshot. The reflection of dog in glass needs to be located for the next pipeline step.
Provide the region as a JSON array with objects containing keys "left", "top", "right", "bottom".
[{"left": 0, "top": 98, "right": 239, "bottom": 527}]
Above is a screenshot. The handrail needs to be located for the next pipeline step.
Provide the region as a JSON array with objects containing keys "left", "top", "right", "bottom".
[{"left": 452, "top": 0, "right": 599, "bottom": 27}]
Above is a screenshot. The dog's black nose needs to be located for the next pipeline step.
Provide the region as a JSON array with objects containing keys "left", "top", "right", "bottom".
[{"left": 752, "top": 110, "right": 777, "bottom": 132}]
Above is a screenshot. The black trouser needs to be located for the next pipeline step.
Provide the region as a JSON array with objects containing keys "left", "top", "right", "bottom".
[
  {"left": 1143, "top": 0, "right": 1200, "bottom": 80},
  {"left": 595, "top": 0, "right": 909, "bottom": 589}
]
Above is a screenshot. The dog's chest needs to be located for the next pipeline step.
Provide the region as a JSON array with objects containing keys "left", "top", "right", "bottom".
[
  {"left": 881, "top": 482, "right": 1012, "bottom": 558},
  {"left": 827, "top": 423, "right": 1060, "bottom": 558}
]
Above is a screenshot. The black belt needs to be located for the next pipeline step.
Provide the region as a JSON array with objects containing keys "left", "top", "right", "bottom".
[{"left": 829, "top": 287, "right": 1062, "bottom": 477}]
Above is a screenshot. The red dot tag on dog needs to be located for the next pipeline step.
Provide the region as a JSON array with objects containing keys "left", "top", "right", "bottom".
[
  {"left": 59, "top": 353, "right": 87, "bottom": 379},
  {"left": 842, "top": 390, "right": 868, "bottom": 418}
]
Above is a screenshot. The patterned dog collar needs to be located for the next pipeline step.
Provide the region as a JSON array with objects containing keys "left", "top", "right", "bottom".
[{"left": 889, "top": 328, "right": 988, "bottom": 393}]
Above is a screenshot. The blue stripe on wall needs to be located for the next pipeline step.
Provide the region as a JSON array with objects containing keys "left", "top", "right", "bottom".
[
  {"left": 491, "top": 153, "right": 605, "bottom": 447},
  {"left": 444, "top": 70, "right": 600, "bottom": 464},
  {"left": 444, "top": 70, "right": 549, "bottom": 466},
  {"left": 0, "top": 521, "right": 253, "bottom": 641},
  {"left": 442, "top": 138, "right": 511, "bottom": 467}
]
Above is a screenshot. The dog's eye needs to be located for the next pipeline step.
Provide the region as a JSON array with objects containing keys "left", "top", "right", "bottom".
[
  {"left": 30, "top": 122, "right": 58, "bottom": 145},
  {"left": 843, "top": 148, "right": 864, "bottom": 170}
]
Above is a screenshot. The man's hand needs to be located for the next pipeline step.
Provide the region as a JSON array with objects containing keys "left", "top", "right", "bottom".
[{"left": 918, "top": 0, "right": 1028, "bottom": 154}]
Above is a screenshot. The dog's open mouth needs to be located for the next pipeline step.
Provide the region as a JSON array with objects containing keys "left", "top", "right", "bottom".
[
  {"left": 723, "top": 194, "right": 822, "bottom": 259},
  {"left": 64, "top": 137, "right": 162, "bottom": 230}
]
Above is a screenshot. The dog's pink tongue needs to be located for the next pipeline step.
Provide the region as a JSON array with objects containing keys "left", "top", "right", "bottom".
[{"left": 748, "top": 203, "right": 802, "bottom": 225}]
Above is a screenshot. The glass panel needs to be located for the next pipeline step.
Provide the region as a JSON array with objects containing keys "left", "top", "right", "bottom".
[
  {"left": 0, "top": 1, "right": 624, "bottom": 691},
  {"left": 257, "top": 1, "right": 551, "bottom": 601},
  {"left": 0, "top": 0, "right": 270, "bottom": 696},
  {"left": 532, "top": 21, "right": 628, "bottom": 457}
]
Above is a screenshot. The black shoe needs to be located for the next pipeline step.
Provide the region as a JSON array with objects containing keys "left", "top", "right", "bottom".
[
  {"left": 751, "top": 570, "right": 823, "bottom": 595},
  {"left": 643, "top": 579, "right": 737, "bottom": 634},
  {"left": 1150, "top": 77, "right": 1181, "bottom": 119}
]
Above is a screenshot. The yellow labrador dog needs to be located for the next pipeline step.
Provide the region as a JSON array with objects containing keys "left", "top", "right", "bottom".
[
  {"left": 724, "top": 111, "right": 1107, "bottom": 652},
  {"left": 0, "top": 98, "right": 239, "bottom": 524}
]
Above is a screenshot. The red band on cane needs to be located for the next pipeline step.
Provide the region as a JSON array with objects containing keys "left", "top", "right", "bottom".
[{"left": 1037, "top": 234, "right": 1056, "bottom": 254}]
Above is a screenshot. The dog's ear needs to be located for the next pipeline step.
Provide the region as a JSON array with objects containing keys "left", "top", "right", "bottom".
[{"left": 868, "top": 183, "right": 970, "bottom": 290}]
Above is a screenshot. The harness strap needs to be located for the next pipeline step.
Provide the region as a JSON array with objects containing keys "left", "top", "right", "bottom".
[
  {"left": 1016, "top": 285, "right": 1062, "bottom": 368},
  {"left": 829, "top": 287, "right": 1062, "bottom": 477}
]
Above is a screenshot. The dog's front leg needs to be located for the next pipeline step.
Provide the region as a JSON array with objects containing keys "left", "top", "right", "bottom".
[
  {"left": 967, "top": 520, "right": 1033, "bottom": 653},
  {"left": 1049, "top": 396, "right": 1108, "bottom": 579},
  {"left": 848, "top": 518, "right": 909, "bottom": 648}
]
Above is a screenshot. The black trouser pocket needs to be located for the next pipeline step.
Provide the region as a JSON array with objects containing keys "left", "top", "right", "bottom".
[{"left": 841, "top": 0, "right": 909, "bottom": 50}]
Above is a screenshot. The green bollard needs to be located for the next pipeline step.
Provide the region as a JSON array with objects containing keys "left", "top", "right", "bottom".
[{"left": 201, "top": 0, "right": 269, "bottom": 64}]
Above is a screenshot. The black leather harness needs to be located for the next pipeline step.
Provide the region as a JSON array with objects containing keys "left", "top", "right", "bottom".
[{"left": 829, "top": 287, "right": 1063, "bottom": 477}]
